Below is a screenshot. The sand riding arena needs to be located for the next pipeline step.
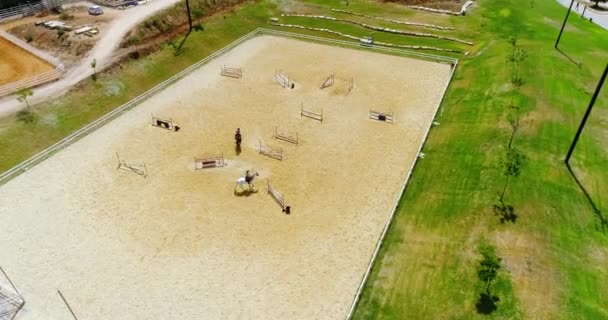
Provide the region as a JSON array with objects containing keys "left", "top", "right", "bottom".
[
  {"left": 0, "top": 31, "right": 454, "bottom": 319},
  {"left": 0, "top": 30, "right": 64, "bottom": 97}
]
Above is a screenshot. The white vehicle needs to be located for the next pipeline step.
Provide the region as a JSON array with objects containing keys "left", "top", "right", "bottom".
[{"left": 88, "top": 5, "right": 104, "bottom": 15}]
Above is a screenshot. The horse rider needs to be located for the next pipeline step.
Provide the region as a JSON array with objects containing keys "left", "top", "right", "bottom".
[
  {"left": 245, "top": 170, "right": 254, "bottom": 184},
  {"left": 235, "top": 128, "right": 242, "bottom": 145}
]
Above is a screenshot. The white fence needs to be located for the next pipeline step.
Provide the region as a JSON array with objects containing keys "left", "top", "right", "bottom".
[
  {"left": 0, "top": 30, "right": 65, "bottom": 97},
  {"left": 0, "top": 2, "right": 45, "bottom": 23},
  {"left": 0, "top": 31, "right": 458, "bottom": 320}
]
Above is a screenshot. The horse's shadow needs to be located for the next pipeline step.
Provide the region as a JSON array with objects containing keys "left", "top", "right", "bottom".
[{"left": 234, "top": 187, "right": 259, "bottom": 197}]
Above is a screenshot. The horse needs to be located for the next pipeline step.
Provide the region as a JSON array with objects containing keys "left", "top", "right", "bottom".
[{"left": 235, "top": 171, "right": 259, "bottom": 190}]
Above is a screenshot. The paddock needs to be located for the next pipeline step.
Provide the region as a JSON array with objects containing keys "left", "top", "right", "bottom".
[
  {"left": 0, "top": 35, "right": 452, "bottom": 319},
  {"left": 0, "top": 35, "right": 54, "bottom": 86}
]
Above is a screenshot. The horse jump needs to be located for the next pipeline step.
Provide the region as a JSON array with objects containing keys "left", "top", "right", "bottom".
[
  {"left": 259, "top": 139, "right": 283, "bottom": 161},
  {"left": 151, "top": 114, "right": 180, "bottom": 131},
  {"left": 320, "top": 74, "right": 335, "bottom": 89},
  {"left": 267, "top": 179, "right": 288, "bottom": 213},
  {"left": 195, "top": 154, "right": 226, "bottom": 170},
  {"left": 346, "top": 78, "right": 354, "bottom": 95},
  {"left": 275, "top": 70, "right": 294, "bottom": 89},
  {"left": 370, "top": 110, "right": 394, "bottom": 123},
  {"left": 274, "top": 126, "right": 298, "bottom": 145},
  {"left": 116, "top": 153, "right": 148, "bottom": 178},
  {"left": 220, "top": 65, "right": 243, "bottom": 78},
  {"left": 301, "top": 104, "right": 323, "bottom": 123}
]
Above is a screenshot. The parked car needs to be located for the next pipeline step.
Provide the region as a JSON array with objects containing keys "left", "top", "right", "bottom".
[{"left": 88, "top": 5, "right": 103, "bottom": 15}]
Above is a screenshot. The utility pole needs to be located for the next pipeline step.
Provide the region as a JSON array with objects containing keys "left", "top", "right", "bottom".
[
  {"left": 555, "top": 0, "right": 575, "bottom": 48},
  {"left": 565, "top": 63, "right": 608, "bottom": 164},
  {"left": 185, "top": 0, "right": 193, "bottom": 31}
]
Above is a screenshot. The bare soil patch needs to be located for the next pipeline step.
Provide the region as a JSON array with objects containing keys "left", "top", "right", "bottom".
[{"left": 0, "top": 36, "right": 54, "bottom": 86}]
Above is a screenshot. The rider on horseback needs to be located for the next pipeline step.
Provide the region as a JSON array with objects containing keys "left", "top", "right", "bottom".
[
  {"left": 235, "top": 128, "right": 242, "bottom": 145},
  {"left": 245, "top": 170, "right": 253, "bottom": 184}
]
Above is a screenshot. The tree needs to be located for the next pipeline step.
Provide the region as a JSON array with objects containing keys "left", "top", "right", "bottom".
[
  {"left": 475, "top": 242, "right": 502, "bottom": 314},
  {"left": 90, "top": 58, "right": 97, "bottom": 80},
  {"left": 16, "top": 88, "right": 33, "bottom": 111},
  {"left": 500, "top": 148, "right": 522, "bottom": 202}
]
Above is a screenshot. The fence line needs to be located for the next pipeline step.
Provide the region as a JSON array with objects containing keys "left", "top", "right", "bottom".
[
  {"left": 0, "top": 30, "right": 65, "bottom": 97},
  {"left": 0, "top": 2, "right": 45, "bottom": 22}
]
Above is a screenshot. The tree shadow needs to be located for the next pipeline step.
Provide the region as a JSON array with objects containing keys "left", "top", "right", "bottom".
[
  {"left": 493, "top": 201, "right": 518, "bottom": 224},
  {"left": 16, "top": 110, "right": 35, "bottom": 123},
  {"left": 476, "top": 292, "right": 500, "bottom": 314},
  {"left": 234, "top": 188, "right": 258, "bottom": 197},
  {"left": 566, "top": 162, "right": 607, "bottom": 232},
  {"left": 174, "top": 30, "right": 192, "bottom": 56},
  {"left": 555, "top": 47, "right": 582, "bottom": 68}
]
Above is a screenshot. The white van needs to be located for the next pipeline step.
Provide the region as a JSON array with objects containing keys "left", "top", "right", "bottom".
[{"left": 88, "top": 5, "right": 104, "bottom": 15}]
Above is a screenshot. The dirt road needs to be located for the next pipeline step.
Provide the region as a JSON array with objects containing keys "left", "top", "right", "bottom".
[{"left": 0, "top": 0, "right": 180, "bottom": 115}]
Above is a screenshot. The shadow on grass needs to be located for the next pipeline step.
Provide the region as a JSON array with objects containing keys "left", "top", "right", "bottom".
[
  {"left": 476, "top": 292, "right": 500, "bottom": 314},
  {"left": 555, "top": 47, "right": 582, "bottom": 68},
  {"left": 566, "top": 162, "right": 607, "bottom": 232},
  {"left": 16, "top": 110, "right": 35, "bottom": 123},
  {"left": 493, "top": 201, "right": 518, "bottom": 224}
]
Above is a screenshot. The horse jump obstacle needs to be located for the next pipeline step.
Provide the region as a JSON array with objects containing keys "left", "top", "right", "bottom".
[
  {"left": 274, "top": 126, "right": 298, "bottom": 145},
  {"left": 320, "top": 74, "right": 335, "bottom": 89},
  {"left": 301, "top": 103, "right": 323, "bottom": 123},
  {"left": 267, "top": 179, "right": 288, "bottom": 213},
  {"left": 258, "top": 139, "right": 283, "bottom": 161},
  {"left": 346, "top": 78, "right": 354, "bottom": 95},
  {"left": 116, "top": 153, "right": 148, "bottom": 178},
  {"left": 275, "top": 70, "right": 294, "bottom": 89},
  {"left": 151, "top": 114, "right": 180, "bottom": 131},
  {"left": 195, "top": 154, "right": 226, "bottom": 170},
  {"left": 220, "top": 65, "right": 243, "bottom": 78},
  {"left": 370, "top": 110, "right": 394, "bottom": 123}
]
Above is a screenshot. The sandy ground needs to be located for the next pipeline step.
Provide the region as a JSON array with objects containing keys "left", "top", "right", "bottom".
[
  {"left": 0, "top": 36, "right": 54, "bottom": 86},
  {"left": 0, "top": 0, "right": 180, "bottom": 115},
  {"left": 0, "top": 35, "right": 452, "bottom": 319}
]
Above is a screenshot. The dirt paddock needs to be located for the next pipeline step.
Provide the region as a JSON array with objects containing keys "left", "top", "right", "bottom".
[
  {"left": 0, "top": 35, "right": 451, "bottom": 319},
  {"left": 0, "top": 36, "right": 54, "bottom": 86}
]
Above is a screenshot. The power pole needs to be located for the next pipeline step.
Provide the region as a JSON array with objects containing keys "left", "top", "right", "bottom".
[
  {"left": 555, "top": 0, "right": 575, "bottom": 48},
  {"left": 185, "top": 0, "right": 193, "bottom": 31},
  {"left": 565, "top": 63, "right": 608, "bottom": 164}
]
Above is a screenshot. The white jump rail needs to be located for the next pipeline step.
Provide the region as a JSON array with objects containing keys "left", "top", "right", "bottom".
[{"left": 0, "top": 30, "right": 65, "bottom": 97}]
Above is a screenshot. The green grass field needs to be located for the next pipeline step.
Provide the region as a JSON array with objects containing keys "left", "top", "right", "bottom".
[{"left": 0, "top": 0, "right": 607, "bottom": 319}]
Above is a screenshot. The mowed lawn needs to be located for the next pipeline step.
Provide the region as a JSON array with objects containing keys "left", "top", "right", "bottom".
[
  {"left": 0, "top": 0, "right": 607, "bottom": 319},
  {"left": 352, "top": 0, "right": 608, "bottom": 319}
]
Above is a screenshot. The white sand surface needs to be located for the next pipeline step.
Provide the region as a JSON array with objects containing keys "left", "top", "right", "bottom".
[{"left": 0, "top": 35, "right": 451, "bottom": 319}]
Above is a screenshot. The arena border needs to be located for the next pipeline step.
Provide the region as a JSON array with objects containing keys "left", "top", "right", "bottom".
[
  {"left": 0, "top": 30, "right": 65, "bottom": 97},
  {"left": 0, "top": 27, "right": 458, "bottom": 319}
]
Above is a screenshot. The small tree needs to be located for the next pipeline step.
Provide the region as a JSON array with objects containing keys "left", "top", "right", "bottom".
[
  {"left": 475, "top": 241, "right": 502, "bottom": 314},
  {"left": 16, "top": 88, "right": 33, "bottom": 111},
  {"left": 500, "top": 148, "right": 523, "bottom": 202},
  {"left": 478, "top": 243, "right": 501, "bottom": 293},
  {"left": 91, "top": 58, "right": 97, "bottom": 80}
]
